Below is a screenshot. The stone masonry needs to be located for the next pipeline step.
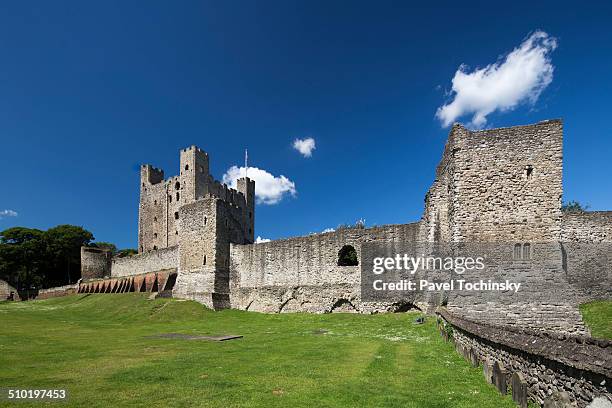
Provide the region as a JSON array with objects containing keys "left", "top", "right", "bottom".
[{"left": 79, "top": 119, "right": 611, "bottom": 330}]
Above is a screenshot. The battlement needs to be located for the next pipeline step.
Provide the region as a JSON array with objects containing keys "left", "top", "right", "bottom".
[
  {"left": 181, "top": 145, "right": 208, "bottom": 155},
  {"left": 140, "top": 164, "right": 164, "bottom": 185}
]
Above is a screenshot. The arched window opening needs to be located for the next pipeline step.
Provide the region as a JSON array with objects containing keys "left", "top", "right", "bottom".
[
  {"left": 175, "top": 181, "right": 180, "bottom": 190},
  {"left": 513, "top": 243, "right": 522, "bottom": 260},
  {"left": 522, "top": 243, "right": 531, "bottom": 260},
  {"left": 168, "top": 195, "right": 172, "bottom": 203},
  {"left": 153, "top": 233, "right": 158, "bottom": 239},
  {"left": 338, "top": 245, "right": 359, "bottom": 266},
  {"left": 203, "top": 255, "right": 207, "bottom": 266},
  {"left": 185, "top": 164, "right": 189, "bottom": 171},
  {"left": 513, "top": 243, "right": 532, "bottom": 260},
  {"left": 525, "top": 165, "right": 534, "bottom": 180},
  {"left": 176, "top": 192, "right": 180, "bottom": 201},
  {"left": 204, "top": 216, "right": 207, "bottom": 225},
  {"left": 174, "top": 212, "right": 179, "bottom": 220},
  {"left": 153, "top": 245, "right": 158, "bottom": 250}
]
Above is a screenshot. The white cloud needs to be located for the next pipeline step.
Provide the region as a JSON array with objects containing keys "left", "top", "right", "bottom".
[
  {"left": 0, "top": 209, "right": 18, "bottom": 219},
  {"left": 293, "top": 137, "right": 316, "bottom": 157},
  {"left": 436, "top": 31, "right": 557, "bottom": 129},
  {"left": 222, "top": 166, "right": 297, "bottom": 205},
  {"left": 322, "top": 228, "right": 335, "bottom": 233},
  {"left": 255, "top": 236, "right": 271, "bottom": 244}
]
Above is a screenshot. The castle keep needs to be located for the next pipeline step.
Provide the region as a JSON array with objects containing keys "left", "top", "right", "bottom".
[{"left": 79, "top": 119, "right": 612, "bottom": 332}]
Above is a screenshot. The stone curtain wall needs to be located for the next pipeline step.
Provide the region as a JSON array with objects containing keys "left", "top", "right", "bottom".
[
  {"left": 111, "top": 246, "right": 178, "bottom": 277},
  {"left": 438, "top": 309, "right": 612, "bottom": 408},
  {"left": 444, "top": 242, "right": 589, "bottom": 334},
  {"left": 37, "top": 284, "right": 79, "bottom": 299},
  {"left": 561, "top": 212, "right": 612, "bottom": 303},
  {"left": 562, "top": 212, "right": 612, "bottom": 242},
  {"left": 421, "top": 125, "right": 461, "bottom": 243},
  {"left": 229, "top": 223, "right": 421, "bottom": 313},
  {"left": 81, "top": 247, "right": 112, "bottom": 279}
]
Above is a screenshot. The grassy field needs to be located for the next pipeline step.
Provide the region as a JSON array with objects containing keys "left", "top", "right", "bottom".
[
  {"left": 0, "top": 294, "right": 516, "bottom": 408},
  {"left": 580, "top": 300, "right": 612, "bottom": 339}
]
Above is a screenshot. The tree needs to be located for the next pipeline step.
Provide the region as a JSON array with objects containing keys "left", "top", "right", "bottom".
[
  {"left": 0, "top": 227, "right": 46, "bottom": 297},
  {"left": 44, "top": 225, "right": 94, "bottom": 285},
  {"left": 338, "top": 245, "right": 359, "bottom": 266},
  {"left": 562, "top": 200, "right": 589, "bottom": 214}
]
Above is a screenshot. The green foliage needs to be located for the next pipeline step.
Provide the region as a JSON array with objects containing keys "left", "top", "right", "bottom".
[
  {"left": 117, "top": 248, "right": 138, "bottom": 258},
  {"left": 93, "top": 242, "right": 118, "bottom": 255},
  {"left": 561, "top": 200, "right": 589, "bottom": 213},
  {"left": 0, "top": 294, "right": 517, "bottom": 408},
  {"left": 0, "top": 225, "right": 95, "bottom": 295},
  {"left": 580, "top": 300, "right": 612, "bottom": 339},
  {"left": 0, "top": 227, "right": 46, "bottom": 294},
  {"left": 444, "top": 324, "right": 454, "bottom": 340},
  {"left": 337, "top": 245, "right": 359, "bottom": 266}
]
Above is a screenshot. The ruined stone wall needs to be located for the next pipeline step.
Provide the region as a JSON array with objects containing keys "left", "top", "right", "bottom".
[
  {"left": 561, "top": 211, "right": 612, "bottom": 242},
  {"left": 0, "top": 279, "right": 19, "bottom": 301},
  {"left": 442, "top": 242, "right": 589, "bottom": 334},
  {"left": 37, "top": 283, "right": 79, "bottom": 300},
  {"left": 419, "top": 120, "right": 581, "bottom": 332},
  {"left": 229, "top": 223, "right": 421, "bottom": 313},
  {"left": 80, "top": 247, "right": 112, "bottom": 279},
  {"left": 439, "top": 310, "right": 611, "bottom": 408},
  {"left": 447, "top": 120, "right": 563, "bottom": 242},
  {"left": 111, "top": 246, "right": 178, "bottom": 277},
  {"left": 421, "top": 125, "right": 462, "bottom": 243},
  {"left": 558, "top": 213, "right": 612, "bottom": 303}
]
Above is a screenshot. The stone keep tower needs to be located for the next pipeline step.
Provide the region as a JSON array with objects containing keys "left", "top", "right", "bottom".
[{"left": 138, "top": 146, "right": 255, "bottom": 308}]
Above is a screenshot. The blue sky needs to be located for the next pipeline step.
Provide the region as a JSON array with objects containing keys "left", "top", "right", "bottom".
[{"left": 1, "top": 1, "right": 611, "bottom": 249}]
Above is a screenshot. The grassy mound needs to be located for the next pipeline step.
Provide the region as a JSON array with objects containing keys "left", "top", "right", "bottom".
[
  {"left": 0, "top": 294, "right": 515, "bottom": 407},
  {"left": 580, "top": 300, "right": 612, "bottom": 339}
]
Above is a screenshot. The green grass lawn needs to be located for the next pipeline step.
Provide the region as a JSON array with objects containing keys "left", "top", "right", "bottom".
[
  {"left": 580, "top": 300, "right": 612, "bottom": 339},
  {"left": 0, "top": 294, "right": 515, "bottom": 408}
]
